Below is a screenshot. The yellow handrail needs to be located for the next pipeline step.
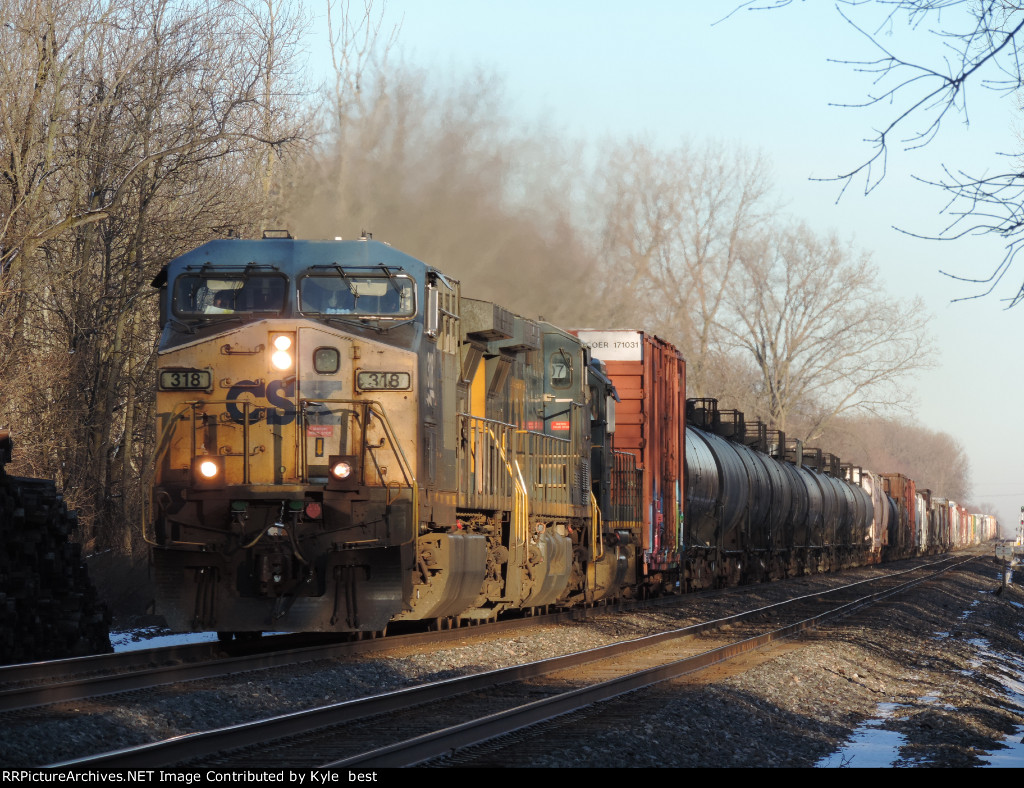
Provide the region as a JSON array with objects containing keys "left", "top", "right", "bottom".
[
  {"left": 590, "top": 491, "right": 604, "bottom": 560},
  {"left": 146, "top": 397, "right": 419, "bottom": 548},
  {"left": 486, "top": 425, "right": 529, "bottom": 549}
]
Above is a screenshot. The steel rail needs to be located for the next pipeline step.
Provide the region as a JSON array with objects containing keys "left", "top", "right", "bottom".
[
  {"left": 47, "top": 556, "right": 967, "bottom": 769},
  {"left": 327, "top": 556, "right": 973, "bottom": 768},
  {"left": 0, "top": 608, "right": 592, "bottom": 713}
]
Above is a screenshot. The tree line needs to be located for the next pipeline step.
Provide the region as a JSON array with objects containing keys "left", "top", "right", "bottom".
[{"left": 0, "top": 0, "right": 977, "bottom": 556}]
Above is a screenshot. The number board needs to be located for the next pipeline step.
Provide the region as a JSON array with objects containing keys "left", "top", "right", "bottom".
[
  {"left": 159, "top": 369, "right": 212, "bottom": 391},
  {"left": 357, "top": 371, "right": 411, "bottom": 391},
  {"left": 573, "top": 329, "right": 644, "bottom": 361}
]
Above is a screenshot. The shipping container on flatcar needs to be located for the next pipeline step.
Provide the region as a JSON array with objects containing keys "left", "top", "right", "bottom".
[{"left": 572, "top": 330, "right": 685, "bottom": 588}]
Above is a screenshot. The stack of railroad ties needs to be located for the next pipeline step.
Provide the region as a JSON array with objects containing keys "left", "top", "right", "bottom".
[
  {"left": 0, "top": 430, "right": 111, "bottom": 664},
  {"left": 145, "top": 235, "right": 998, "bottom": 638}
]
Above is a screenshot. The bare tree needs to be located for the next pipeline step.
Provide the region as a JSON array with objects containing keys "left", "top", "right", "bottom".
[
  {"left": 595, "top": 139, "right": 776, "bottom": 395},
  {"left": 325, "top": 0, "right": 399, "bottom": 131},
  {"left": 818, "top": 414, "right": 972, "bottom": 501},
  {"left": 286, "top": 63, "right": 594, "bottom": 324},
  {"left": 0, "top": 0, "right": 313, "bottom": 550},
  {"left": 720, "top": 223, "right": 934, "bottom": 441},
  {"left": 729, "top": 1, "right": 1024, "bottom": 305},
  {"left": 227, "top": 0, "right": 316, "bottom": 232}
]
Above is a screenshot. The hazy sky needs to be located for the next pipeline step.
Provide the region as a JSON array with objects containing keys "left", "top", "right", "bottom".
[{"left": 314, "top": 1, "right": 1024, "bottom": 534}]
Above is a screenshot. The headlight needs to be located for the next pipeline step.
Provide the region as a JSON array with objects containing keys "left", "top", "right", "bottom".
[
  {"left": 192, "top": 455, "right": 225, "bottom": 488},
  {"left": 326, "top": 454, "right": 358, "bottom": 489},
  {"left": 269, "top": 333, "right": 295, "bottom": 371}
]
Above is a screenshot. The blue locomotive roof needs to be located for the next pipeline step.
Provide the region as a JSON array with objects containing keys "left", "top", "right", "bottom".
[
  {"left": 154, "top": 237, "right": 437, "bottom": 350},
  {"left": 165, "top": 237, "right": 430, "bottom": 278}
]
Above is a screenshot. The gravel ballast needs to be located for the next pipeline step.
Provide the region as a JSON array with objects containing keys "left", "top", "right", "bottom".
[{"left": 2, "top": 555, "right": 1021, "bottom": 768}]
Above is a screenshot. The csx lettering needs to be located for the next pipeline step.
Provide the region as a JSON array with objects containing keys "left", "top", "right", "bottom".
[{"left": 226, "top": 379, "right": 296, "bottom": 425}]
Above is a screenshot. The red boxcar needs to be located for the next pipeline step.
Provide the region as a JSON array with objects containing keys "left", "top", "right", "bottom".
[
  {"left": 573, "top": 330, "right": 686, "bottom": 578},
  {"left": 881, "top": 473, "right": 916, "bottom": 558}
]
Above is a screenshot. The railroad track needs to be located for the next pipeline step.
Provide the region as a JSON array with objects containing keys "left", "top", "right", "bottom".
[
  {"left": 47, "top": 555, "right": 971, "bottom": 768},
  {"left": 0, "top": 609, "right": 593, "bottom": 714},
  {"left": 3, "top": 563, "right": 844, "bottom": 715}
]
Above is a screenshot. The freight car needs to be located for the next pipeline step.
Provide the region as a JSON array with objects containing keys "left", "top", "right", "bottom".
[{"left": 146, "top": 235, "right": 993, "bottom": 636}]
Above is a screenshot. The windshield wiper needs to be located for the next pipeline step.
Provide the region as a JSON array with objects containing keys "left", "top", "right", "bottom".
[
  {"left": 320, "top": 314, "right": 380, "bottom": 332},
  {"left": 193, "top": 315, "right": 245, "bottom": 329},
  {"left": 169, "top": 317, "right": 195, "bottom": 335},
  {"left": 377, "top": 263, "right": 403, "bottom": 295}
]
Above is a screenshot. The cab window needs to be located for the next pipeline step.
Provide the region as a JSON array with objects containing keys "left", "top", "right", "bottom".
[
  {"left": 173, "top": 275, "right": 287, "bottom": 316},
  {"left": 299, "top": 274, "right": 415, "bottom": 318},
  {"left": 550, "top": 348, "right": 573, "bottom": 389}
]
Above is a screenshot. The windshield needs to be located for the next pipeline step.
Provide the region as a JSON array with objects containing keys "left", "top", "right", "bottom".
[
  {"left": 173, "top": 274, "right": 287, "bottom": 316},
  {"left": 299, "top": 274, "right": 415, "bottom": 318}
]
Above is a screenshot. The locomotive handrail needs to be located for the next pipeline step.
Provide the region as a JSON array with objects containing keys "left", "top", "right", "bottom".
[
  {"left": 143, "top": 401, "right": 207, "bottom": 547},
  {"left": 298, "top": 398, "right": 416, "bottom": 490},
  {"left": 145, "top": 398, "right": 272, "bottom": 548},
  {"left": 298, "top": 398, "right": 418, "bottom": 544},
  {"left": 457, "top": 413, "right": 585, "bottom": 516},
  {"left": 484, "top": 424, "right": 528, "bottom": 551},
  {"left": 590, "top": 491, "right": 604, "bottom": 560},
  {"left": 458, "top": 415, "right": 516, "bottom": 510},
  {"left": 385, "top": 479, "right": 405, "bottom": 508},
  {"left": 520, "top": 429, "right": 572, "bottom": 506},
  {"left": 147, "top": 398, "right": 418, "bottom": 546}
]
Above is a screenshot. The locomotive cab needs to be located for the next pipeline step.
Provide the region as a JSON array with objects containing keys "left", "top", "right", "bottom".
[{"left": 148, "top": 238, "right": 437, "bottom": 634}]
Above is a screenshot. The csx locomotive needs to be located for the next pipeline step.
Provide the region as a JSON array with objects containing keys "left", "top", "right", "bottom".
[{"left": 147, "top": 234, "right": 995, "bottom": 636}]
